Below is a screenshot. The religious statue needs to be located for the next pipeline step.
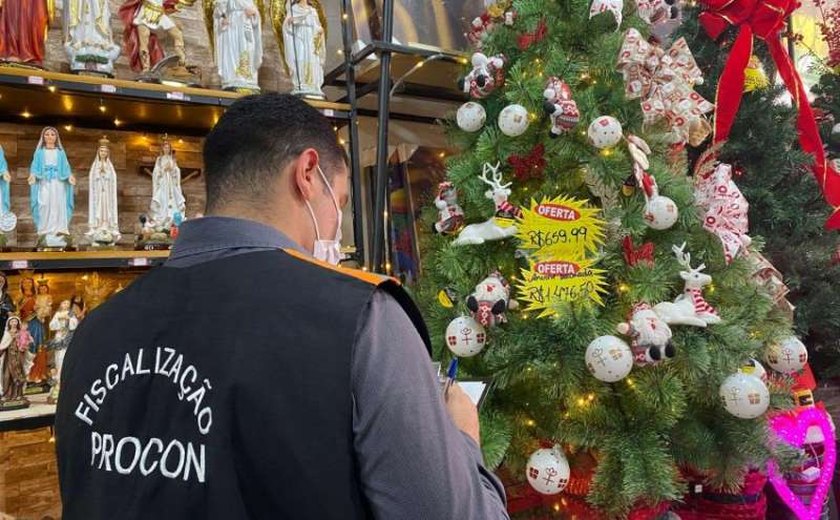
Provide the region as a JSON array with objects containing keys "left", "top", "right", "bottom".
[
  {"left": 63, "top": 0, "right": 121, "bottom": 76},
  {"left": 119, "top": 0, "right": 198, "bottom": 79},
  {"left": 147, "top": 134, "right": 186, "bottom": 229},
  {"left": 49, "top": 299, "right": 78, "bottom": 384},
  {"left": 0, "top": 0, "right": 51, "bottom": 66},
  {"left": 27, "top": 280, "right": 52, "bottom": 385},
  {"left": 209, "top": 0, "right": 263, "bottom": 91},
  {"left": 277, "top": 0, "right": 327, "bottom": 98},
  {"left": 0, "top": 145, "right": 16, "bottom": 237},
  {"left": 87, "top": 136, "right": 121, "bottom": 245},
  {"left": 29, "top": 127, "right": 76, "bottom": 248},
  {"left": 0, "top": 316, "right": 33, "bottom": 409},
  {"left": 0, "top": 272, "right": 15, "bottom": 334}
]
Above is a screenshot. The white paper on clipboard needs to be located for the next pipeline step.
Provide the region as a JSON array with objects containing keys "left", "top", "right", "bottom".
[{"left": 458, "top": 381, "right": 489, "bottom": 407}]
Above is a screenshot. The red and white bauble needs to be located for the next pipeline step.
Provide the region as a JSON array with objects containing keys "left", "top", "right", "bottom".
[
  {"left": 526, "top": 447, "right": 571, "bottom": 495},
  {"left": 585, "top": 335, "right": 633, "bottom": 382},
  {"left": 766, "top": 336, "right": 808, "bottom": 374},
  {"left": 457, "top": 102, "right": 487, "bottom": 133},
  {"left": 644, "top": 195, "right": 679, "bottom": 230},
  {"left": 719, "top": 373, "right": 770, "bottom": 419},
  {"left": 445, "top": 316, "right": 487, "bottom": 357},
  {"left": 587, "top": 116, "right": 623, "bottom": 149},
  {"left": 498, "top": 104, "right": 530, "bottom": 137}
]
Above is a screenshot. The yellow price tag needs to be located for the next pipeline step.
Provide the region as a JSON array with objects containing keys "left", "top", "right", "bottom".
[
  {"left": 516, "top": 196, "right": 605, "bottom": 261},
  {"left": 515, "top": 259, "right": 608, "bottom": 318}
]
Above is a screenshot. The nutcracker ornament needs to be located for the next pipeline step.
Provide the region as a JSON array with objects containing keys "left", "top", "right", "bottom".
[
  {"left": 433, "top": 182, "right": 465, "bottom": 235},
  {"left": 458, "top": 53, "right": 506, "bottom": 99},
  {"left": 466, "top": 270, "right": 518, "bottom": 328},
  {"left": 543, "top": 77, "right": 580, "bottom": 137},
  {"left": 452, "top": 163, "right": 520, "bottom": 246},
  {"left": 653, "top": 243, "right": 721, "bottom": 327},
  {"left": 617, "top": 302, "right": 675, "bottom": 365}
]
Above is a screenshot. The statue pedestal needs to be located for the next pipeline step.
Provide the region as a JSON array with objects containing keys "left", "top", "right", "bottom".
[
  {"left": 0, "top": 398, "right": 31, "bottom": 411},
  {"left": 42, "top": 233, "right": 68, "bottom": 248}
]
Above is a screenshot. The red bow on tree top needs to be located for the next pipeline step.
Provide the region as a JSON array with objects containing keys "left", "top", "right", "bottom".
[{"left": 700, "top": 0, "right": 840, "bottom": 229}]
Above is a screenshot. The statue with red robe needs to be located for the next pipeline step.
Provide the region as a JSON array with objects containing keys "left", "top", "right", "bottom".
[
  {"left": 118, "top": 0, "right": 194, "bottom": 74},
  {"left": 0, "top": 0, "right": 50, "bottom": 66}
]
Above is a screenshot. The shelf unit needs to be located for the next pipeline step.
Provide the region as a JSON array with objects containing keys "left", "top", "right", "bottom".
[
  {"left": 328, "top": 1, "right": 467, "bottom": 273},
  {"left": 0, "top": 250, "right": 170, "bottom": 271}
]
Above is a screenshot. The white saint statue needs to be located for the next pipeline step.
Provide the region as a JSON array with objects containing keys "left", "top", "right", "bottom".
[
  {"left": 213, "top": 0, "right": 263, "bottom": 91},
  {"left": 29, "top": 127, "right": 76, "bottom": 247},
  {"left": 281, "top": 0, "right": 326, "bottom": 98},
  {"left": 63, "top": 0, "right": 122, "bottom": 76},
  {"left": 148, "top": 135, "right": 186, "bottom": 228},
  {"left": 87, "top": 136, "right": 121, "bottom": 244},
  {"left": 49, "top": 300, "right": 78, "bottom": 384}
]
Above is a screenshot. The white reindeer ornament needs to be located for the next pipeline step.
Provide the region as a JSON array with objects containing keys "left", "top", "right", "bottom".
[
  {"left": 452, "top": 163, "right": 520, "bottom": 247},
  {"left": 654, "top": 243, "right": 721, "bottom": 327}
]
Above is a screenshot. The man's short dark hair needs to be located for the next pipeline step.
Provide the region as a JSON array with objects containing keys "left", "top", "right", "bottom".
[{"left": 203, "top": 93, "right": 346, "bottom": 211}]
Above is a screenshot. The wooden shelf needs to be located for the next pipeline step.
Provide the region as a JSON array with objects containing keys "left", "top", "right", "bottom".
[
  {"left": 0, "top": 249, "right": 170, "bottom": 271},
  {"left": 0, "top": 66, "right": 352, "bottom": 135}
]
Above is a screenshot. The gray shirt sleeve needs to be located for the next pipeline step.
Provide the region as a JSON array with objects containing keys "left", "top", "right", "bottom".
[{"left": 351, "top": 289, "right": 509, "bottom": 520}]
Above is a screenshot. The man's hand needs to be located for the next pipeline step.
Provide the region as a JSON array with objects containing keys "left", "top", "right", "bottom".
[
  {"left": 445, "top": 383, "right": 480, "bottom": 446},
  {"left": 27, "top": 175, "right": 36, "bottom": 186}
]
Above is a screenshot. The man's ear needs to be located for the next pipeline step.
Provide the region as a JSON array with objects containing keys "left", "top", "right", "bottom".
[{"left": 292, "top": 148, "right": 321, "bottom": 201}]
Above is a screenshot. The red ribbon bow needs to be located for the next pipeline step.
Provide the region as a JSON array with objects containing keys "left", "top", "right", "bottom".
[
  {"left": 623, "top": 236, "right": 655, "bottom": 266},
  {"left": 700, "top": 0, "right": 840, "bottom": 228},
  {"left": 507, "top": 143, "right": 546, "bottom": 181},
  {"left": 517, "top": 19, "right": 548, "bottom": 50}
]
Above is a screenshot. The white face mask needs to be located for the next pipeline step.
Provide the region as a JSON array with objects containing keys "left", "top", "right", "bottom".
[{"left": 305, "top": 166, "right": 343, "bottom": 265}]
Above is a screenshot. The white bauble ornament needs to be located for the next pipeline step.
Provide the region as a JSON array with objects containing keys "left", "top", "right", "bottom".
[
  {"left": 766, "top": 336, "right": 808, "bottom": 374},
  {"left": 585, "top": 335, "right": 633, "bottom": 382},
  {"left": 498, "top": 104, "right": 530, "bottom": 137},
  {"left": 445, "top": 316, "right": 487, "bottom": 357},
  {"left": 644, "top": 195, "right": 679, "bottom": 230},
  {"left": 526, "top": 447, "right": 570, "bottom": 495},
  {"left": 719, "top": 373, "right": 770, "bottom": 419},
  {"left": 457, "top": 102, "right": 487, "bottom": 133},
  {"left": 587, "top": 116, "right": 623, "bottom": 149},
  {"left": 739, "top": 358, "right": 767, "bottom": 381}
]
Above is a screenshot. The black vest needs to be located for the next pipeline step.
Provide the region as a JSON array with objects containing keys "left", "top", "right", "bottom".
[{"left": 55, "top": 250, "right": 431, "bottom": 520}]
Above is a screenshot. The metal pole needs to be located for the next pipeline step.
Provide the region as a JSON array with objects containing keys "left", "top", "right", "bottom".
[
  {"left": 371, "top": 0, "right": 394, "bottom": 273},
  {"left": 786, "top": 15, "right": 796, "bottom": 64},
  {"left": 340, "top": 0, "right": 365, "bottom": 267}
]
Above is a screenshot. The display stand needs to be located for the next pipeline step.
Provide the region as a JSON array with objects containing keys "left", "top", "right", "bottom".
[{"left": 327, "top": 0, "right": 467, "bottom": 272}]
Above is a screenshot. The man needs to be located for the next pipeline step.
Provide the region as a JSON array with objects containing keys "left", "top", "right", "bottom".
[{"left": 56, "top": 93, "right": 509, "bottom": 520}]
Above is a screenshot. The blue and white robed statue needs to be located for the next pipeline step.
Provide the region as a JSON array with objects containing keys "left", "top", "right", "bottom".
[
  {"left": 29, "top": 127, "right": 76, "bottom": 247},
  {"left": 0, "top": 145, "right": 17, "bottom": 236}
]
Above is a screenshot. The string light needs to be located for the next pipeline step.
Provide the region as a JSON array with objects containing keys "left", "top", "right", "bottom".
[
  {"left": 21, "top": 111, "right": 31, "bottom": 119},
  {"left": 618, "top": 283, "right": 630, "bottom": 293},
  {"left": 99, "top": 100, "right": 107, "bottom": 113},
  {"left": 63, "top": 124, "right": 73, "bottom": 132},
  {"left": 113, "top": 118, "right": 122, "bottom": 127},
  {"left": 525, "top": 419, "right": 536, "bottom": 427},
  {"left": 707, "top": 283, "right": 716, "bottom": 294},
  {"left": 48, "top": 85, "right": 56, "bottom": 93},
  {"left": 600, "top": 148, "right": 612, "bottom": 157}
]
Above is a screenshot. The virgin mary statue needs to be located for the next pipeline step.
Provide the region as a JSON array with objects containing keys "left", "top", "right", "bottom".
[
  {"left": 87, "top": 136, "right": 120, "bottom": 243},
  {"left": 280, "top": 0, "right": 326, "bottom": 98},
  {"left": 29, "top": 127, "right": 76, "bottom": 246},
  {"left": 148, "top": 135, "right": 186, "bottom": 228}
]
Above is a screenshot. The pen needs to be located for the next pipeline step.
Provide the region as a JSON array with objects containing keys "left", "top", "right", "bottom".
[{"left": 443, "top": 358, "right": 458, "bottom": 399}]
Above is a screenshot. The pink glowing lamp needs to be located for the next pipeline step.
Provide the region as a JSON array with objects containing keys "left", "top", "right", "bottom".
[{"left": 767, "top": 407, "right": 836, "bottom": 520}]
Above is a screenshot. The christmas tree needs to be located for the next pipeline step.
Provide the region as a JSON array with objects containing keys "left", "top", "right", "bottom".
[
  {"left": 416, "top": 0, "right": 800, "bottom": 516},
  {"left": 674, "top": 0, "right": 840, "bottom": 381}
]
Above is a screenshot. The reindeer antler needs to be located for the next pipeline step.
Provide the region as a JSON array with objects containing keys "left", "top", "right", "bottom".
[
  {"left": 479, "top": 162, "right": 511, "bottom": 190},
  {"left": 673, "top": 242, "right": 707, "bottom": 273},
  {"left": 673, "top": 242, "right": 691, "bottom": 269}
]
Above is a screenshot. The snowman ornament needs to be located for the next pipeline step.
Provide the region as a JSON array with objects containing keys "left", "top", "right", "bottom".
[{"left": 459, "top": 52, "right": 506, "bottom": 99}]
